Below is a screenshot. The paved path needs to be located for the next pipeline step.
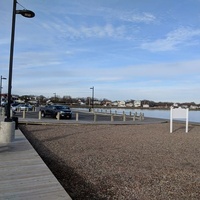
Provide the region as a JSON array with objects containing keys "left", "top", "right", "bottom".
[{"left": 0, "top": 116, "right": 72, "bottom": 200}]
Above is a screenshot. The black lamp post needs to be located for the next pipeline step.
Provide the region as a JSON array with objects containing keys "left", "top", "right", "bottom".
[
  {"left": 53, "top": 93, "right": 56, "bottom": 102},
  {"left": 5, "top": 0, "right": 35, "bottom": 121},
  {"left": 90, "top": 86, "right": 94, "bottom": 109},
  {"left": 0, "top": 76, "right": 7, "bottom": 106}
]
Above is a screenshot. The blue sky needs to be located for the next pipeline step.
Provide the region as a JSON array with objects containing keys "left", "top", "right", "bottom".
[{"left": 1, "top": 0, "right": 200, "bottom": 102}]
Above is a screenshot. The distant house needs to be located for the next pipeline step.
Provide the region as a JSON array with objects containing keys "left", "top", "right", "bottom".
[
  {"left": 173, "top": 103, "right": 179, "bottom": 108},
  {"left": 143, "top": 104, "right": 149, "bottom": 108},
  {"left": 134, "top": 100, "right": 141, "bottom": 107},
  {"left": 118, "top": 101, "right": 126, "bottom": 107},
  {"left": 190, "top": 105, "right": 198, "bottom": 109},
  {"left": 111, "top": 101, "right": 118, "bottom": 107},
  {"left": 126, "top": 102, "right": 133, "bottom": 107}
]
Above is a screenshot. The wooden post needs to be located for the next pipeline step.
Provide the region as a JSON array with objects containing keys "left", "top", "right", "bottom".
[
  {"left": 94, "top": 113, "right": 97, "bottom": 122},
  {"left": 23, "top": 110, "right": 26, "bottom": 119},
  {"left": 133, "top": 114, "right": 136, "bottom": 121},
  {"left": 38, "top": 111, "right": 41, "bottom": 120},
  {"left": 56, "top": 112, "right": 60, "bottom": 120},
  {"left": 111, "top": 114, "right": 114, "bottom": 122},
  {"left": 123, "top": 114, "right": 126, "bottom": 121},
  {"left": 142, "top": 113, "right": 144, "bottom": 120},
  {"left": 76, "top": 113, "right": 79, "bottom": 121}
]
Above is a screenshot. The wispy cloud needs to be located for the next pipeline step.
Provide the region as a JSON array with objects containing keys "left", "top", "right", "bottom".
[
  {"left": 141, "top": 27, "right": 200, "bottom": 52},
  {"left": 120, "top": 12, "right": 156, "bottom": 23}
]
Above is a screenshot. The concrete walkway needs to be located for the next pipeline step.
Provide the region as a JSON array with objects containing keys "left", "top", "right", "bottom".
[{"left": 0, "top": 116, "right": 72, "bottom": 200}]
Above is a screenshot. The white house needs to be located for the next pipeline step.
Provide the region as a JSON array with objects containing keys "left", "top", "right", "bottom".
[
  {"left": 118, "top": 101, "right": 126, "bottom": 107},
  {"left": 134, "top": 100, "right": 141, "bottom": 107}
]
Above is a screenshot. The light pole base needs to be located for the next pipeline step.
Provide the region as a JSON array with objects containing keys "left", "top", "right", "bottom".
[{"left": 0, "top": 121, "right": 15, "bottom": 144}]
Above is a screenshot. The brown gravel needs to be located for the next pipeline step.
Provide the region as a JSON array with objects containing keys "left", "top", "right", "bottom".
[{"left": 19, "top": 123, "right": 200, "bottom": 200}]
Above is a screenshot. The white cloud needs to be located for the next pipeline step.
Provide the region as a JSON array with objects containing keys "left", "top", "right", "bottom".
[
  {"left": 141, "top": 27, "right": 200, "bottom": 52},
  {"left": 120, "top": 12, "right": 156, "bottom": 23}
]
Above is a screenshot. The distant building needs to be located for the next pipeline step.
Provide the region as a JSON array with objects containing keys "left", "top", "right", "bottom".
[
  {"left": 134, "top": 100, "right": 141, "bottom": 107},
  {"left": 143, "top": 104, "right": 149, "bottom": 108},
  {"left": 126, "top": 102, "right": 133, "bottom": 107},
  {"left": 118, "top": 101, "right": 126, "bottom": 107}
]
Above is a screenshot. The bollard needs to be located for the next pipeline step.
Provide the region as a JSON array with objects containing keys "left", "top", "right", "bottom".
[
  {"left": 94, "top": 114, "right": 97, "bottom": 122},
  {"left": 111, "top": 114, "right": 114, "bottom": 122},
  {"left": 56, "top": 112, "right": 60, "bottom": 120},
  {"left": 23, "top": 110, "right": 26, "bottom": 119},
  {"left": 123, "top": 114, "right": 126, "bottom": 121},
  {"left": 135, "top": 112, "right": 137, "bottom": 116},
  {"left": 139, "top": 113, "right": 142, "bottom": 120},
  {"left": 132, "top": 114, "right": 136, "bottom": 121},
  {"left": 38, "top": 111, "right": 42, "bottom": 120},
  {"left": 76, "top": 113, "right": 79, "bottom": 121}
]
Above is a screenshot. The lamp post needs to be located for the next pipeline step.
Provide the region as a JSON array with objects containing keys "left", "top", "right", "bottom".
[
  {"left": 90, "top": 86, "right": 94, "bottom": 110},
  {"left": 0, "top": 76, "right": 7, "bottom": 106},
  {"left": 53, "top": 93, "right": 56, "bottom": 102},
  {"left": 5, "top": 0, "right": 35, "bottom": 121}
]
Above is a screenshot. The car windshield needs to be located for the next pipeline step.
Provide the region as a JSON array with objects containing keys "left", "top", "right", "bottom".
[{"left": 55, "top": 106, "right": 69, "bottom": 110}]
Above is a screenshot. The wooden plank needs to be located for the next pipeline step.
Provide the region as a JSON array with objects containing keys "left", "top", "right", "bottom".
[{"left": 0, "top": 127, "right": 72, "bottom": 200}]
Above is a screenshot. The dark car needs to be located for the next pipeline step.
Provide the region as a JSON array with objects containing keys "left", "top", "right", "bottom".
[{"left": 40, "top": 105, "right": 72, "bottom": 119}]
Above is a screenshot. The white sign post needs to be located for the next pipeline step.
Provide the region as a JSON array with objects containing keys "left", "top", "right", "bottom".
[{"left": 170, "top": 107, "right": 189, "bottom": 133}]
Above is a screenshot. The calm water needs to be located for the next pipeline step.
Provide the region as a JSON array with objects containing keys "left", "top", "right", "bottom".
[{"left": 75, "top": 108, "right": 200, "bottom": 123}]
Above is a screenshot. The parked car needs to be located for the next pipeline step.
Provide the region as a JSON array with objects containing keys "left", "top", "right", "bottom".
[
  {"left": 40, "top": 105, "right": 72, "bottom": 119},
  {"left": 12, "top": 103, "right": 33, "bottom": 111}
]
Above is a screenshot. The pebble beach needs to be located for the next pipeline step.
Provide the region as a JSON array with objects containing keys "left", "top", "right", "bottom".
[{"left": 19, "top": 122, "right": 200, "bottom": 200}]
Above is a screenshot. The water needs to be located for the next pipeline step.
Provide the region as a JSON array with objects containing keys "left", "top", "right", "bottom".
[{"left": 74, "top": 107, "right": 200, "bottom": 123}]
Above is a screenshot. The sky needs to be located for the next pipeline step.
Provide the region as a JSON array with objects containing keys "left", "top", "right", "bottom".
[{"left": 1, "top": 0, "right": 200, "bottom": 103}]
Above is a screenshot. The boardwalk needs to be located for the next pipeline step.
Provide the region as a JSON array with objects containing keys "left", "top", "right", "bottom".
[
  {"left": 0, "top": 109, "right": 167, "bottom": 200},
  {"left": 0, "top": 116, "right": 72, "bottom": 200}
]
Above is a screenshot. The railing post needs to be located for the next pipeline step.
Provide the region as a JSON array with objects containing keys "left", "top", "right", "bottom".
[{"left": 133, "top": 114, "right": 136, "bottom": 121}]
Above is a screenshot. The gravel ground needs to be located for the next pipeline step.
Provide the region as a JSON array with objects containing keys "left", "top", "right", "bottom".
[{"left": 19, "top": 122, "right": 200, "bottom": 200}]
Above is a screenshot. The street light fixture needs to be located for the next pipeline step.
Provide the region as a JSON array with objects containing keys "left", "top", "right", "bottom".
[
  {"left": 0, "top": 76, "right": 7, "bottom": 106},
  {"left": 5, "top": 0, "right": 35, "bottom": 121},
  {"left": 90, "top": 86, "right": 94, "bottom": 110}
]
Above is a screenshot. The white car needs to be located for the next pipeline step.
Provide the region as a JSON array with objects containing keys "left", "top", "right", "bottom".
[{"left": 12, "top": 104, "right": 33, "bottom": 111}]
